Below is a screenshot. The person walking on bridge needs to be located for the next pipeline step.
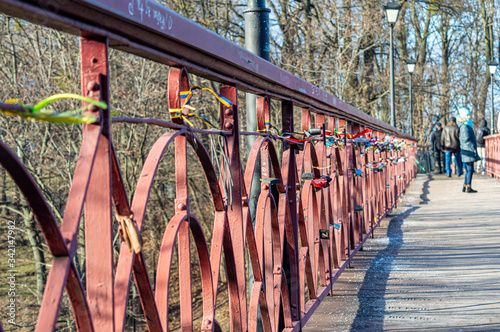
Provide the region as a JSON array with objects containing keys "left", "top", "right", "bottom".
[
  {"left": 430, "top": 122, "right": 444, "bottom": 174},
  {"left": 475, "top": 118, "right": 490, "bottom": 174},
  {"left": 457, "top": 107, "right": 480, "bottom": 193},
  {"left": 441, "top": 116, "right": 462, "bottom": 177}
]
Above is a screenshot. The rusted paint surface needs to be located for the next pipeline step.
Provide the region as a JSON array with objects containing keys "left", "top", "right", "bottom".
[{"left": 0, "top": 2, "right": 420, "bottom": 331}]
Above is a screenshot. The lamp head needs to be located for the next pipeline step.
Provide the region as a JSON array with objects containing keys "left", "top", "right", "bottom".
[
  {"left": 384, "top": 2, "right": 402, "bottom": 24},
  {"left": 488, "top": 60, "right": 498, "bottom": 75},
  {"left": 407, "top": 59, "right": 416, "bottom": 74}
]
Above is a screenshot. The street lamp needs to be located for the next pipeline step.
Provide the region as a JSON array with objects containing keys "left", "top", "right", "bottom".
[
  {"left": 488, "top": 60, "right": 498, "bottom": 133},
  {"left": 407, "top": 59, "right": 416, "bottom": 136},
  {"left": 384, "top": 1, "right": 402, "bottom": 128}
]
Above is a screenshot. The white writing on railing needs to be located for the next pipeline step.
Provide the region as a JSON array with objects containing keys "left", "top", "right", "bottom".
[{"left": 128, "top": 0, "right": 172, "bottom": 30}]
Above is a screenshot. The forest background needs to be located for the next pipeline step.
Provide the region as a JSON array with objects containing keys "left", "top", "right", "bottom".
[{"left": 0, "top": 0, "right": 498, "bottom": 330}]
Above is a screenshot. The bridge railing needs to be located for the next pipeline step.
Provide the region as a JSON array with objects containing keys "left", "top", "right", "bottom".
[
  {"left": 486, "top": 134, "right": 500, "bottom": 179},
  {"left": 0, "top": 1, "right": 417, "bottom": 331},
  {"left": 416, "top": 145, "right": 436, "bottom": 173}
]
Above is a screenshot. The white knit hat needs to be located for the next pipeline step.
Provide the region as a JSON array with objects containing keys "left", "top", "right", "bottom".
[{"left": 458, "top": 107, "right": 471, "bottom": 117}]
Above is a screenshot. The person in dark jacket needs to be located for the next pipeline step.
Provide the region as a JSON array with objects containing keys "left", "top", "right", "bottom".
[
  {"left": 430, "top": 122, "right": 443, "bottom": 174},
  {"left": 441, "top": 117, "right": 463, "bottom": 177},
  {"left": 474, "top": 118, "right": 490, "bottom": 174},
  {"left": 457, "top": 107, "right": 480, "bottom": 193}
]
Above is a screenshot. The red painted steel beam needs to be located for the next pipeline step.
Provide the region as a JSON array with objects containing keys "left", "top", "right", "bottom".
[
  {"left": 81, "top": 34, "right": 115, "bottom": 331},
  {"left": 0, "top": 0, "right": 414, "bottom": 140}
]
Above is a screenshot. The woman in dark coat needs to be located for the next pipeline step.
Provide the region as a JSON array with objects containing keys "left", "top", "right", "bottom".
[{"left": 457, "top": 107, "right": 479, "bottom": 193}]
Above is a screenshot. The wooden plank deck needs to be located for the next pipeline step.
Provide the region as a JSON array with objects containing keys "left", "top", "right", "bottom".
[{"left": 303, "top": 173, "right": 500, "bottom": 331}]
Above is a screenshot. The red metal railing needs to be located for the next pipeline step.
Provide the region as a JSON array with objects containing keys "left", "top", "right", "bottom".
[
  {"left": 486, "top": 134, "right": 500, "bottom": 179},
  {"left": 0, "top": 1, "right": 417, "bottom": 331}
]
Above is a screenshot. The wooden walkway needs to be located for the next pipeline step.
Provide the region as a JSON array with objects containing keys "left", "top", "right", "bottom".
[{"left": 303, "top": 173, "right": 500, "bottom": 331}]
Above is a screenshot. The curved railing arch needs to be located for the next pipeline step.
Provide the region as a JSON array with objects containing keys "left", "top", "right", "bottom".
[{"left": 0, "top": 140, "right": 95, "bottom": 332}]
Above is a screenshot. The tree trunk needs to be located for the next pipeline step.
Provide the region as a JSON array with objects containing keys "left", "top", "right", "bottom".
[
  {"left": 439, "top": 13, "right": 451, "bottom": 120},
  {"left": 476, "top": 0, "right": 494, "bottom": 120}
]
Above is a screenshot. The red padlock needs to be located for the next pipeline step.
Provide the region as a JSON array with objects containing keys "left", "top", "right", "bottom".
[{"left": 312, "top": 177, "right": 328, "bottom": 188}]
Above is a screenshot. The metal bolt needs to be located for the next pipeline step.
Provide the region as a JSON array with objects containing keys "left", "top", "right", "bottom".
[
  {"left": 225, "top": 122, "right": 233, "bottom": 130},
  {"left": 203, "top": 319, "right": 211, "bottom": 326},
  {"left": 177, "top": 203, "right": 187, "bottom": 211},
  {"left": 225, "top": 109, "right": 233, "bottom": 116}
]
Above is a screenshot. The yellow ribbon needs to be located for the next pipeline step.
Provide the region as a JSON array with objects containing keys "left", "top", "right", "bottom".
[{"left": 0, "top": 93, "right": 107, "bottom": 124}]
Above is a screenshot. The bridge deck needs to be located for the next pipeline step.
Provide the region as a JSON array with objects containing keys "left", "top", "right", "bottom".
[{"left": 304, "top": 173, "right": 500, "bottom": 331}]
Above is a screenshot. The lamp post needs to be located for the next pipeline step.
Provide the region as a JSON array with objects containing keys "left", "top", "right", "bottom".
[
  {"left": 244, "top": 3, "right": 270, "bottom": 330},
  {"left": 384, "top": 2, "right": 401, "bottom": 128},
  {"left": 407, "top": 59, "right": 416, "bottom": 136},
  {"left": 488, "top": 60, "right": 498, "bottom": 133}
]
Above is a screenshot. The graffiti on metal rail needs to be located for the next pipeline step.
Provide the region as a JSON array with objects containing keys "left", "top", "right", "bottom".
[{"left": 127, "top": 0, "right": 172, "bottom": 30}]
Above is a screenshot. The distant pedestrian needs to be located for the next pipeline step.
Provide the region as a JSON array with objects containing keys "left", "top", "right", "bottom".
[
  {"left": 441, "top": 116, "right": 463, "bottom": 177},
  {"left": 475, "top": 118, "right": 490, "bottom": 174},
  {"left": 457, "top": 107, "right": 481, "bottom": 193},
  {"left": 430, "top": 122, "right": 444, "bottom": 174}
]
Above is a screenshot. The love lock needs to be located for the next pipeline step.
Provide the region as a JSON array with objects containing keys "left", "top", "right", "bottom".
[
  {"left": 312, "top": 177, "right": 328, "bottom": 188},
  {"left": 301, "top": 172, "right": 315, "bottom": 180},
  {"left": 321, "top": 174, "right": 333, "bottom": 183},
  {"left": 291, "top": 132, "right": 306, "bottom": 151},
  {"left": 308, "top": 128, "right": 322, "bottom": 135},
  {"left": 354, "top": 205, "right": 363, "bottom": 212},
  {"left": 261, "top": 178, "right": 281, "bottom": 185},
  {"left": 319, "top": 229, "right": 329, "bottom": 239}
]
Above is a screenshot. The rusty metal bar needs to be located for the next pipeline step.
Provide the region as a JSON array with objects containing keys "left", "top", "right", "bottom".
[{"left": 80, "top": 34, "right": 115, "bottom": 332}]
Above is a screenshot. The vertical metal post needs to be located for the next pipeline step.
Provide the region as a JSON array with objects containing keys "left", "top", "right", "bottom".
[
  {"left": 81, "top": 33, "right": 114, "bottom": 331},
  {"left": 244, "top": 0, "right": 271, "bottom": 214},
  {"left": 244, "top": 0, "right": 270, "bottom": 61},
  {"left": 390, "top": 23, "right": 396, "bottom": 128},
  {"left": 409, "top": 73, "right": 413, "bottom": 136},
  {"left": 491, "top": 74, "right": 495, "bottom": 133},
  {"left": 244, "top": 2, "right": 270, "bottom": 331}
]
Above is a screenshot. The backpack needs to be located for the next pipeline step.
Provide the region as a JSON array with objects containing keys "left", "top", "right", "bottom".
[{"left": 475, "top": 128, "right": 485, "bottom": 145}]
